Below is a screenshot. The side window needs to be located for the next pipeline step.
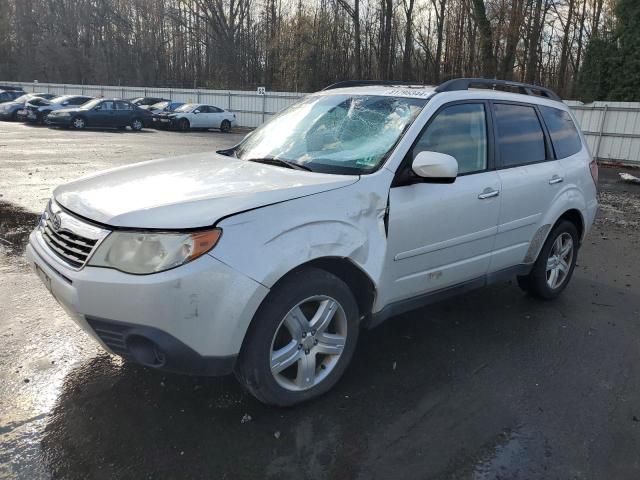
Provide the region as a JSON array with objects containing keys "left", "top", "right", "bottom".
[
  {"left": 211, "top": 106, "right": 223, "bottom": 113},
  {"left": 494, "top": 103, "right": 546, "bottom": 167},
  {"left": 115, "top": 101, "right": 132, "bottom": 110},
  {"left": 539, "top": 105, "right": 582, "bottom": 158},
  {"left": 412, "top": 103, "right": 488, "bottom": 174},
  {"left": 69, "top": 97, "right": 85, "bottom": 106},
  {"left": 101, "top": 101, "right": 115, "bottom": 110}
]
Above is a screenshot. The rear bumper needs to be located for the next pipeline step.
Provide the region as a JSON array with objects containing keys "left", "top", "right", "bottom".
[{"left": 26, "top": 229, "right": 269, "bottom": 375}]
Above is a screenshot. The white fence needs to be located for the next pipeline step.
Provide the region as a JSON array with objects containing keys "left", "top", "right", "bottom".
[
  {"left": 4, "top": 81, "right": 640, "bottom": 166},
  {"left": 5, "top": 81, "right": 305, "bottom": 129}
]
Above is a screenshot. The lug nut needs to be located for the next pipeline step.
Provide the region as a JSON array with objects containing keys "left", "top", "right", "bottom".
[
  {"left": 304, "top": 349, "right": 310, "bottom": 355},
  {"left": 298, "top": 344, "right": 302, "bottom": 350}
]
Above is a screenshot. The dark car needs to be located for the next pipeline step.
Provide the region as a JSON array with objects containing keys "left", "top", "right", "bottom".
[
  {"left": 149, "top": 101, "right": 184, "bottom": 128},
  {"left": 17, "top": 95, "right": 94, "bottom": 123},
  {"left": 46, "top": 98, "right": 150, "bottom": 131},
  {"left": 0, "top": 93, "right": 56, "bottom": 121},
  {"left": 0, "top": 89, "right": 26, "bottom": 104},
  {"left": 129, "top": 97, "right": 170, "bottom": 108}
]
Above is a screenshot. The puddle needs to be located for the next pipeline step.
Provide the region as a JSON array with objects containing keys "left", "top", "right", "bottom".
[
  {"left": 0, "top": 201, "right": 40, "bottom": 257},
  {"left": 472, "top": 428, "right": 551, "bottom": 479}
]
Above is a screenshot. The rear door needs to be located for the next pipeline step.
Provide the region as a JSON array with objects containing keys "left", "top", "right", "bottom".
[
  {"left": 114, "top": 101, "right": 134, "bottom": 126},
  {"left": 490, "top": 101, "right": 566, "bottom": 271}
]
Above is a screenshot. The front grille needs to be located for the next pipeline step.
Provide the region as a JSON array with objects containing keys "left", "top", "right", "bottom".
[
  {"left": 41, "top": 217, "right": 98, "bottom": 267},
  {"left": 39, "top": 200, "right": 109, "bottom": 269},
  {"left": 85, "top": 317, "right": 130, "bottom": 356}
]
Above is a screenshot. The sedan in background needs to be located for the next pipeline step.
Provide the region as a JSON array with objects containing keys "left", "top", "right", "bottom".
[
  {"left": 17, "top": 95, "right": 94, "bottom": 123},
  {"left": 155, "top": 103, "right": 237, "bottom": 132},
  {"left": 46, "top": 98, "right": 150, "bottom": 131},
  {"left": 0, "top": 89, "right": 26, "bottom": 104},
  {"left": 129, "top": 97, "right": 170, "bottom": 108},
  {"left": 0, "top": 93, "right": 56, "bottom": 121}
]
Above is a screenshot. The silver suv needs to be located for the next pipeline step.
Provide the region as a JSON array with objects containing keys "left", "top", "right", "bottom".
[{"left": 28, "top": 78, "right": 598, "bottom": 406}]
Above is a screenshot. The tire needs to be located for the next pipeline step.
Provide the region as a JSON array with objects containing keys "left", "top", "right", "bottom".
[
  {"left": 71, "top": 116, "right": 86, "bottom": 130},
  {"left": 178, "top": 118, "right": 190, "bottom": 131},
  {"left": 130, "top": 118, "right": 144, "bottom": 131},
  {"left": 235, "top": 267, "right": 360, "bottom": 406},
  {"left": 517, "top": 220, "right": 579, "bottom": 300},
  {"left": 220, "top": 120, "right": 231, "bottom": 133}
]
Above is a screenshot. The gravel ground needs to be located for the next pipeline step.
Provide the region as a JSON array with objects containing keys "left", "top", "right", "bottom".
[{"left": 0, "top": 120, "right": 639, "bottom": 479}]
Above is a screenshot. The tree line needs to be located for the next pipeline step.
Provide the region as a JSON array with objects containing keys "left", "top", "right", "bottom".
[{"left": 0, "top": 0, "right": 637, "bottom": 101}]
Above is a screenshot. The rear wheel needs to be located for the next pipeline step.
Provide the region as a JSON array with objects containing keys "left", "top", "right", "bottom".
[
  {"left": 517, "top": 220, "right": 579, "bottom": 299},
  {"left": 130, "top": 118, "right": 144, "bottom": 131},
  {"left": 235, "top": 267, "right": 359, "bottom": 406},
  {"left": 220, "top": 120, "right": 231, "bottom": 133},
  {"left": 71, "top": 116, "right": 86, "bottom": 130}
]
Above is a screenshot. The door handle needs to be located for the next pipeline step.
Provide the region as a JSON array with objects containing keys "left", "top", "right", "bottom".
[
  {"left": 549, "top": 175, "right": 564, "bottom": 185},
  {"left": 478, "top": 188, "right": 500, "bottom": 199}
]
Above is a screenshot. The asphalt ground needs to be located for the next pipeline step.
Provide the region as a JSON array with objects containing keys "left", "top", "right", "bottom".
[{"left": 0, "top": 120, "right": 639, "bottom": 479}]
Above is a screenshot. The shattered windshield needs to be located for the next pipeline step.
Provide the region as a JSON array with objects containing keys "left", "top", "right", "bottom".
[{"left": 236, "top": 94, "right": 427, "bottom": 174}]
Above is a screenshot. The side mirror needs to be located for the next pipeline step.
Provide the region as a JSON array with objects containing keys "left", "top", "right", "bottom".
[
  {"left": 94, "top": 106, "right": 101, "bottom": 111},
  {"left": 62, "top": 101, "right": 69, "bottom": 106},
  {"left": 412, "top": 151, "right": 458, "bottom": 183},
  {"left": 194, "top": 110, "right": 200, "bottom": 114}
]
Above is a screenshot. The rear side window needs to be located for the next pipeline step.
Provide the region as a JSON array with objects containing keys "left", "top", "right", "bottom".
[
  {"left": 494, "top": 103, "right": 546, "bottom": 167},
  {"left": 539, "top": 106, "right": 582, "bottom": 158}
]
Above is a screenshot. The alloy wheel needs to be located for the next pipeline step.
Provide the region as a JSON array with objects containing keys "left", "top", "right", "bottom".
[
  {"left": 72, "top": 117, "right": 85, "bottom": 129},
  {"left": 270, "top": 295, "right": 347, "bottom": 391},
  {"left": 546, "top": 232, "right": 573, "bottom": 289}
]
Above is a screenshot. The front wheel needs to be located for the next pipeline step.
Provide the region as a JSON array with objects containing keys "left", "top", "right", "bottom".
[
  {"left": 517, "top": 220, "right": 579, "bottom": 299},
  {"left": 235, "top": 267, "right": 360, "bottom": 406},
  {"left": 71, "top": 116, "right": 86, "bottom": 130},
  {"left": 177, "top": 118, "right": 190, "bottom": 131},
  {"left": 220, "top": 120, "right": 231, "bottom": 133}
]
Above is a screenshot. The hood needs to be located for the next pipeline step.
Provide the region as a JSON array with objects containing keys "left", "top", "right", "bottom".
[{"left": 53, "top": 152, "right": 358, "bottom": 229}]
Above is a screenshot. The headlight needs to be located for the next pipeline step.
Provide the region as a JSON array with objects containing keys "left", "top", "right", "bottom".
[{"left": 88, "top": 229, "right": 222, "bottom": 274}]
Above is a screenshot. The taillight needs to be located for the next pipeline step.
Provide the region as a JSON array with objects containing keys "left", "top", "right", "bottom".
[{"left": 589, "top": 159, "right": 598, "bottom": 187}]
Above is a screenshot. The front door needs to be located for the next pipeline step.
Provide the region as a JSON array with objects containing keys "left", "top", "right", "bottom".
[{"left": 384, "top": 102, "right": 501, "bottom": 304}]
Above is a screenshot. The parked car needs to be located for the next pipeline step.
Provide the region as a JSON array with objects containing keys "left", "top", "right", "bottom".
[
  {"left": 149, "top": 101, "right": 185, "bottom": 128},
  {"left": 0, "top": 93, "right": 56, "bottom": 121},
  {"left": 17, "top": 95, "right": 94, "bottom": 123},
  {"left": 46, "top": 98, "right": 150, "bottom": 131},
  {"left": 157, "top": 103, "right": 236, "bottom": 132},
  {"left": 0, "top": 89, "right": 26, "bottom": 104},
  {"left": 0, "top": 84, "right": 25, "bottom": 92},
  {"left": 129, "top": 97, "right": 170, "bottom": 108},
  {"left": 27, "top": 78, "right": 597, "bottom": 406}
]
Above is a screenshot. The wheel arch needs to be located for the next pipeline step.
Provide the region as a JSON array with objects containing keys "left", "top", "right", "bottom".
[{"left": 271, "top": 257, "right": 377, "bottom": 322}]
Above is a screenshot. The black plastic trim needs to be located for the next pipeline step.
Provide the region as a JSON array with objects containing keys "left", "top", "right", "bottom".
[
  {"left": 367, "top": 264, "right": 532, "bottom": 329},
  {"left": 323, "top": 80, "right": 424, "bottom": 90},
  {"left": 434, "top": 78, "right": 561, "bottom": 101},
  {"left": 85, "top": 316, "right": 237, "bottom": 376}
]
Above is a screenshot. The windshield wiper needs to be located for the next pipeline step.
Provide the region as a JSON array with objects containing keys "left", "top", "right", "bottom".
[{"left": 246, "top": 157, "right": 313, "bottom": 172}]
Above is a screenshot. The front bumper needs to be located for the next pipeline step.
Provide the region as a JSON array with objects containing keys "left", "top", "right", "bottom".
[{"left": 27, "top": 230, "right": 269, "bottom": 375}]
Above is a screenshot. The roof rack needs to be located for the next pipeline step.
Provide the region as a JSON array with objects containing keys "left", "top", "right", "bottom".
[
  {"left": 434, "top": 78, "right": 561, "bottom": 101},
  {"left": 322, "top": 80, "right": 423, "bottom": 91}
]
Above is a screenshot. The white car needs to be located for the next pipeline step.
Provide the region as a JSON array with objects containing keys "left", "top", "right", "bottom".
[
  {"left": 27, "top": 78, "right": 598, "bottom": 406},
  {"left": 163, "top": 103, "right": 237, "bottom": 132}
]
